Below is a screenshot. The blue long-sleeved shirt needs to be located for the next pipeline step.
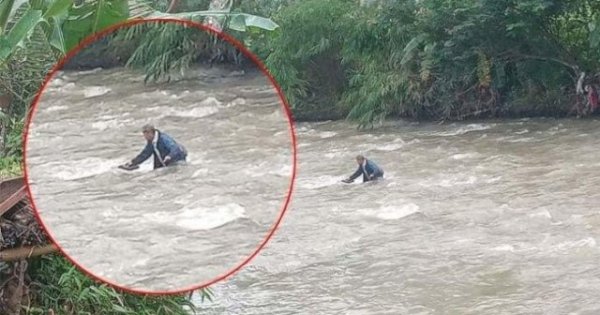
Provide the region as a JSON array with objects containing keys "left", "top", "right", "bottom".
[
  {"left": 349, "top": 159, "right": 384, "bottom": 182},
  {"left": 131, "top": 130, "right": 187, "bottom": 169}
]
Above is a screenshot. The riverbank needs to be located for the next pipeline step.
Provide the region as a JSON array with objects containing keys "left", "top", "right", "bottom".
[{"left": 58, "top": 53, "right": 595, "bottom": 123}]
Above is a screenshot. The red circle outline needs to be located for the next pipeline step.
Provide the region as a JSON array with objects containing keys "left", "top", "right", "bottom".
[{"left": 22, "top": 18, "right": 297, "bottom": 296}]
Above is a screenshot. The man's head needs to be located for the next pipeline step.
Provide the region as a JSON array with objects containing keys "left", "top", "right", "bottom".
[
  {"left": 356, "top": 154, "right": 365, "bottom": 165},
  {"left": 142, "top": 124, "right": 156, "bottom": 141}
]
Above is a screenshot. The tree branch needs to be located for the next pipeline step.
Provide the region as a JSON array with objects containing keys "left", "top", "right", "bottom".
[
  {"left": 166, "top": 0, "right": 179, "bottom": 13},
  {"left": 0, "top": 244, "right": 57, "bottom": 262},
  {"left": 501, "top": 51, "right": 579, "bottom": 77}
]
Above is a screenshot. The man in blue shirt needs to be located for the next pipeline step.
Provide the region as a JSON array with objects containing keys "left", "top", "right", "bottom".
[
  {"left": 342, "top": 155, "right": 384, "bottom": 183},
  {"left": 121, "top": 124, "right": 187, "bottom": 170}
]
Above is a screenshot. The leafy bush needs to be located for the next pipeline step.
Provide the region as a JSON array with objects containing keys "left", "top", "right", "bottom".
[{"left": 26, "top": 255, "right": 213, "bottom": 315}]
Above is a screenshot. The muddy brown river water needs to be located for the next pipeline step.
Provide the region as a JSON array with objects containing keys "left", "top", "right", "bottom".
[
  {"left": 24, "top": 66, "right": 600, "bottom": 314},
  {"left": 26, "top": 66, "right": 293, "bottom": 292}
]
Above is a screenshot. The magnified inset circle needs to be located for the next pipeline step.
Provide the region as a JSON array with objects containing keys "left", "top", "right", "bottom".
[{"left": 24, "top": 19, "right": 296, "bottom": 294}]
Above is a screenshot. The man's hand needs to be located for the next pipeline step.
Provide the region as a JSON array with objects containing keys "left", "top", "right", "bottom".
[
  {"left": 119, "top": 161, "right": 138, "bottom": 170},
  {"left": 341, "top": 178, "right": 353, "bottom": 183},
  {"left": 163, "top": 156, "right": 172, "bottom": 164}
]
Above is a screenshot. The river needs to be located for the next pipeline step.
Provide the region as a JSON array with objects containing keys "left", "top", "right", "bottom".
[
  {"left": 25, "top": 66, "right": 294, "bottom": 292},
  {"left": 25, "top": 66, "right": 600, "bottom": 313},
  {"left": 195, "top": 117, "right": 600, "bottom": 313}
]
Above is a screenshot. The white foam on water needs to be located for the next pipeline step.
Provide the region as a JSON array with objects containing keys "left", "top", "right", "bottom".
[
  {"left": 144, "top": 203, "right": 247, "bottom": 230},
  {"left": 529, "top": 209, "right": 552, "bottom": 219},
  {"left": 131, "top": 258, "right": 150, "bottom": 268},
  {"left": 296, "top": 125, "right": 311, "bottom": 133},
  {"left": 179, "top": 106, "right": 220, "bottom": 118},
  {"left": 262, "top": 109, "right": 285, "bottom": 122},
  {"left": 199, "top": 96, "right": 222, "bottom": 107},
  {"left": 192, "top": 168, "right": 209, "bottom": 178},
  {"left": 491, "top": 244, "right": 515, "bottom": 252},
  {"left": 46, "top": 157, "right": 123, "bottom": 180},
  {"left": 78, "top": 67, "right": 103, "bottom": 75},
  {"left": 554, "top": 238, "right": 597, "bottom": 251},
  {"left": 515, "top": 129, "right": 529, "bottom": 134},
  {"left": 45, "top": 105, "right": 68, "bottom": 112},
  {"left": 222, "top": 98, "right": 246, "bottom": 108},
  {"left": 376, "top": 142, "right": 405, "bottom": 151},
  {"left": 485, "top": 176, "right": 502, "bottom": 183},
  {"left": 146, "top": 105, "right": 219, "bottom": 118},
  {"left": 269, "top": 164, "right": 292, "bottom": 177},
  {"left": 324, "top": 151, "right": 344, "bottom": 159},
  {"left": 435, "top": 123, "right": 494, "bottom": 136},
  {"left": 59, "top": 82, "right": 77, "bottom": 91},
  {"left": 91, "top": 119, "right": 133, "bottom": 131},
  {"left": 406, "top": 138, "right": 421, "bottom": 145},
  {"left": 450, "top": 152, "right": 480, "bottom": 160},
  {"left": 135, "top": 90, "right": 168, "bottom": 100},
  {"left": 83, "top": 86, "right": 111, "bottom": 98},
  {"left": 273, "top": 130, "right": 288, "bottom": 137},
  {"left": 360, "top": 203, "right": 420, "bottom": 220},
  {"left": 421, "top": 175, "right": 477, "bottom": 188},
  {"left": 319, "top": 131, "right": 337, "bottom": 138},
  {"left": 101, "top": 206, "right": 122, "bottom": 219},
  {"left": 298, "top": 175, "right": 343, "bottom": 189},
  {"left": 506, "top": 137, "right": 536, "bottom": 143},
  {"left": 48, "top": 77, "right": 65, "bottom": 87}
]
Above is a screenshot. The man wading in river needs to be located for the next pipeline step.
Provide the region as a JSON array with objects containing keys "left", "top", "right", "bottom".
[
  {"left": 120, "top": 124, "right": 187, "bottom": 170},
  {"left": 342, "top": 155, "right": 384, "bottom": 183}
]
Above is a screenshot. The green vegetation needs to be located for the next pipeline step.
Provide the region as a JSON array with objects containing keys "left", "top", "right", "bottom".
[
  {"left": 25, "top": 254, "right": 211, "bottom": 314},
  {"left": 0, "top": 154, "right": 20, "bottom": 178},
  {"left": 262, "top": 0, "right": 600, "bottom": 127},
  {"left": 108, "top": 21, "right": 248, "bottom": 83},
  {"left": 0, "top": 0, "right": 279, "bottom": 156},
  {"left": 45, "top": 0, "right": 600, "bottom": 128}
]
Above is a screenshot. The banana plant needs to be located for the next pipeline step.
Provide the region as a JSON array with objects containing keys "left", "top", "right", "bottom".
[
  {"left": 147, "top": 0, "right": 278, "bottom": 33},
  {"left": 0, "top": 0, "right": 278, "bottom": 67},
  {"left": 0, "top": 0, "right": 73, "bottom": 65},
  {"left": 148, "top": 10, "right": 279, "bottom": 32}
]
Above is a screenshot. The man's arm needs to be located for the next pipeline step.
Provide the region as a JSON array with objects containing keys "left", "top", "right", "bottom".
[
  {"left": 345, "top": 166, "right": 363, "bottom": 182},
  {"left": 131, "top": 143, "right": 153, "bottom": 166}
]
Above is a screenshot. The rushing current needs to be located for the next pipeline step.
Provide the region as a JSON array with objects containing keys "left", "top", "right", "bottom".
[
  {"left": 194, "top": 117, "right": 600, "bottom": 313},
  {"left": 25, "top": 66, "right": 294, "bottom": 291},
  {"left": 26, "top": 66, "right": 600, "bottom": 313}
]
